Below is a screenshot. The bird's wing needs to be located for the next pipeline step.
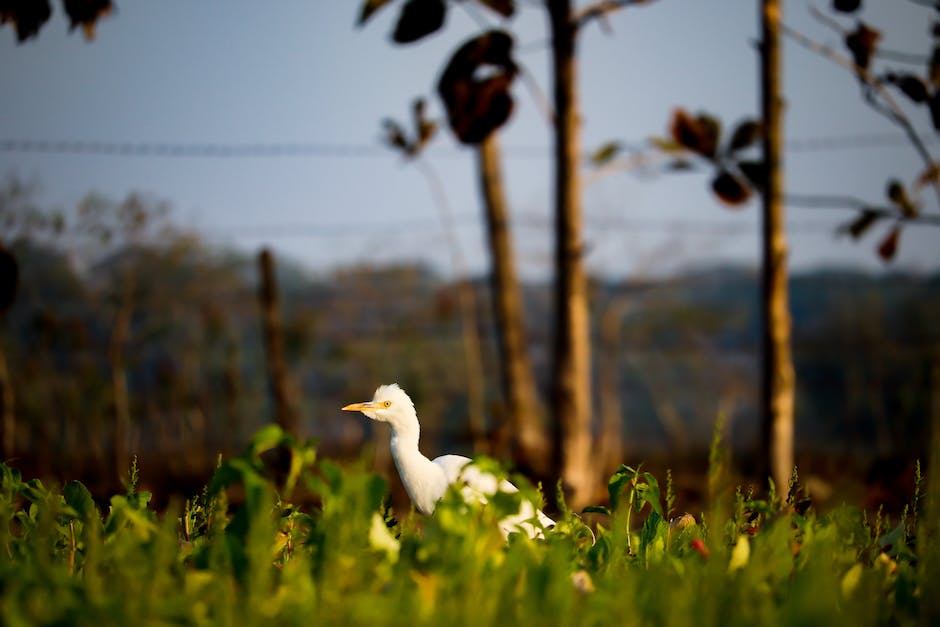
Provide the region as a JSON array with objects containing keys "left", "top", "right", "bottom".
[
  {"left": 431, "top": 454, "right": 473, "bottom": 485},
  {"left": 432, "top": 454, "right": 554, "bottom": 538}
]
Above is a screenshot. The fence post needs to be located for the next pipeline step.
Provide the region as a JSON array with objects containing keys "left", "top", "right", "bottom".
[{"left": 258, "top": 248, "right": 299, "bottom": 435}]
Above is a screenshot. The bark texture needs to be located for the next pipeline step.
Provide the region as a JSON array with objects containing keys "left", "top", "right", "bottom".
[
  {"left": 548, "top": 0, "right": 594, "bottom": 508},
  {"left": 760, "top": 0, "right": 796, "bottom": 496},
  {"left": 477, "top": 134, "right": 550, "bottom": 475},
  {"left": 258, "top": 248, "right": 299, "bottom": 436}
]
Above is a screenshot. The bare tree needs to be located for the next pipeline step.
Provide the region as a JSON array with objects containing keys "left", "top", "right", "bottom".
[
  {"left": 477, "top": 133, "right": 551, "bottom": 474},
  {"left": 547, "top": 0, "right": 594, "bottom": 507},
  {"left": 759, "top": 0, "right": 795, "bottom": 496},
  {"left": 258, "top": 248, "right": 300, "bottom": 435}
]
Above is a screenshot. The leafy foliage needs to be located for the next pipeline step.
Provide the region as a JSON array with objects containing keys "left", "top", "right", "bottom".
[
  {"left": 438, "top": 30, "right": 518, "bottom": 144},
  {"left": 0, "top": 0, "right": 110, "bottom": 42},
  {"left": 0, "top": 426, "right": 935, "bottom": 625},
  {"left": 664, "top": 108, "right": 764, "bottom": 208}
]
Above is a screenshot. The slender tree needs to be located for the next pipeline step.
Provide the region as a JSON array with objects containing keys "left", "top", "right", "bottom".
[
  {"left": 258, "top": 248, "right": 300, "bottom": 436},
  {"left": 477, "top": 133, "right": 551, "bottom": 474},
  {"left": 547, "top": 0, "right": 594, "bottom": 507},
  {"left": 759, "top": 0, "right": 795, "bottom": 496}
]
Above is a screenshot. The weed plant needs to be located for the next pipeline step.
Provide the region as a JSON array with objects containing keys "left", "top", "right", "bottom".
[{"left": 0, "top": 424, "right": 937, "bottom": 626}]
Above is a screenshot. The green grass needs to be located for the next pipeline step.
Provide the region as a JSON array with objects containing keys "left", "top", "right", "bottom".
[{"left": 1, "top": 425, "right": 937, "bottom": 626}]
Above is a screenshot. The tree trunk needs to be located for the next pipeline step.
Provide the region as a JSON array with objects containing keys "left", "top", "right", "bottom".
[
  {"left": 456, "top": 278, "right": 488, "bottom": 455},
  {"left": 110, "top": 272, "right": 133, "bottom": 478},
  {"left": 476, "top": 134, "right": 551, "bottom": 475},
  {"left": 0, "top": 344, "right": 14, "bottom": 460},
  {"left": 547, "top": 0, "right": 594, "bottom": 508},
  {"left": 258, "top": 248, "right": 300, "bottom": 436},
  {"left": 598, "top": 300, "right": 626, "bottom": 478},
  {"left": 760, "top": 0, "right": 795, "bottom": 497}
]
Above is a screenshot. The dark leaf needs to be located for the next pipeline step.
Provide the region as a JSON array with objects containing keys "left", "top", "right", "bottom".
[
  {"left": 382, "top": 118, "right": 411, "bottom": 153},
  {"left": 0, "top": 247, "right": 17, "bottom": 314},
  {"left": 582, "top": 505, "right": 611, "bottom": 515},
  {"left": 358, "top": 0, "right": 394, "bottom": 25},
  {"left": 412, "top": 98, "right": 437, "bottom": 149},
  {"left": 886, "top": 179, "right": 918, "bottom": 217},
  {"left": 711, "top": 170, "right": 752, "bottom": 207},
  {"left": 737, "top": 159, "right": 766, "bottom": 190},
  {"left": 845, "top": 22, "right": 881, "bottom": 72},
  {"left": 667, "top": 158, "right": 694, "bottom": 171},
  {"left": 728, "top": 119, "right": 762, "bottom": 152},
  {"left": 475, "top": 0, "right": 514, "bottom": 18},
  {"left": 832, "top": 0, "right": 861, "bottom": 12},
  {"left": 437, "top": 30, "right": 518, "bottom": 144},
  {"left": 418, "top": 119, "right": 437, "bottom": 147},
  {"left": 62, "top": 0, "right": 113, "bottom": 41},
  {"left": 839, "top": 209, "right": 881, "bottom": 239},
  {"left": 930, "top": 46, "right": 940, "bottom": 88},
  {"left": 930, "top": 90, "right": 940, "bottom": 132},
  {"left": 915, "top": 163, "right": 940, "bottom": 190},
  {"left": 591, "top": 141, "right": 622, "bottom": 165},
  {"left": 877, "top": 225, "right": 900, "bottom": 261},
  {"left": 392, "top": 0, "right": 446, "bottom": 44},
  {"left": 669, "top": 109, "right": 721, "bottom": 159},
  {"left": 0, "top": 0, "right": 52, "bottom": 42},
  {"left": 885, "top": 73, "right": 929, "bottom": 103}
]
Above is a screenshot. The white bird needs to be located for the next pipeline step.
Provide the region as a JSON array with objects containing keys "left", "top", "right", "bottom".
[{"left": 342, "top": 383, "right": 554, "bottom": 538}]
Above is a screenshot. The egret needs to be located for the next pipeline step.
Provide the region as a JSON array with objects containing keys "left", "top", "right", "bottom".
[{"left": 342, "top": 383, "right": 554, "bottom": 538}]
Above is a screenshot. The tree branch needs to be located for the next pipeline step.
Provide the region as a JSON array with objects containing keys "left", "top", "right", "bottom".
[
  {"left": 573, "top": 0, "right": 655, "bottom": 30},
  {"left": 807, "top": 4, "right": 927, "bottom": 66},
  {"left": 780, "top": 21, "right": 940, "bottom": 205},
  {"left": 785, "top": 192, "right": 940, "bottom": 226}
]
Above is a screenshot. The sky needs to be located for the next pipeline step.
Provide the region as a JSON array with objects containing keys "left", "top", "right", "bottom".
[{"left": 1, "top": 1, "right": 938, "bottom": 280}]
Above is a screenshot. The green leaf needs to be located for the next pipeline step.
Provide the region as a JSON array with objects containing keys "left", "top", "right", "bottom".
[
  {"left": 22, "top": 478, "right": 48, "bottom": 503},
  {"left": 607, "top": 467, "right": 633, "bottom": 512},
  {"left": 64, "top": 481, "right": 97, "bottom": 521},
  {"left": 640, "top": 511, "right": 666, "bottom": 562},
  {"left": 582, "top": 505, "right": 611, "bottom": 515},
  {"left": 591, "top": 141, "right": 623, "bottom": 166},
  {"left": 392, "top": 0, "right": 446, "bottom": 44},
  {"left": 358, "top": 0, "right": 395, "bottom": 25},
  {"left": 641, "top": 472, "right": 664, "bottom": 518},
  {"left": 248, "top": 423, "right": 289, "bottom": 457}
]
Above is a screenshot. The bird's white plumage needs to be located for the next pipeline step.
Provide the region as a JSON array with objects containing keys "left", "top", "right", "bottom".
[{"left": 342, "top": 383, "right": 553, "bottom": 538}]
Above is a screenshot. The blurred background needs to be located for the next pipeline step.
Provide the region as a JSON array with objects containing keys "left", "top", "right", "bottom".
[{"left": 1, "top": 1, "right": 938, "bottom": 512}]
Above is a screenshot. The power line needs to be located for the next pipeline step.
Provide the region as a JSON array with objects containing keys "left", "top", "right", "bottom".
[
  {"left": 0, "top": 130, "right": 936, "bottom": 160},
  {"left": 206, "top": 215, "right": 853, "bottom": 239}
]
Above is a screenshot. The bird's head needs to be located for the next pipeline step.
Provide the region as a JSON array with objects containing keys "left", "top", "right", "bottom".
[{"left": 342, "top": 383, "right": 418, "bottom": 432}]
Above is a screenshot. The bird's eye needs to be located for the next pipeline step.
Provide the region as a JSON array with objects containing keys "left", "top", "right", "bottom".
[{"left": 383, "top": 401, "right": 391, "bottom": 408}]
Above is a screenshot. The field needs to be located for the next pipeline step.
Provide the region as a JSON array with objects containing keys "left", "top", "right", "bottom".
[{"left": 1, "top": 425, "right": 938, "bottom": 626}]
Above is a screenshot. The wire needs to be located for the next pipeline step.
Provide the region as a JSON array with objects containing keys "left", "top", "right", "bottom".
[{"left": 1, "top": 130, "right": 936, "bottom": 160}]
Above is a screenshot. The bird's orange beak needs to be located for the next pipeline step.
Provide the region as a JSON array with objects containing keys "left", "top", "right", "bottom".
[{"left": 341, "top": 401, "right": 380, "bottom": 412}]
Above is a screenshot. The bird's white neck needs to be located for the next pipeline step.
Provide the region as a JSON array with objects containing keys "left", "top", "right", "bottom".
[{"left": 388, "top": 420, "right": 447, "bottom": 515}]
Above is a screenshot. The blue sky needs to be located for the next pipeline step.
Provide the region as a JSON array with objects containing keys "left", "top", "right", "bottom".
[{"left": 1, "top": 1, "right": 937, "bottom": 279}]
